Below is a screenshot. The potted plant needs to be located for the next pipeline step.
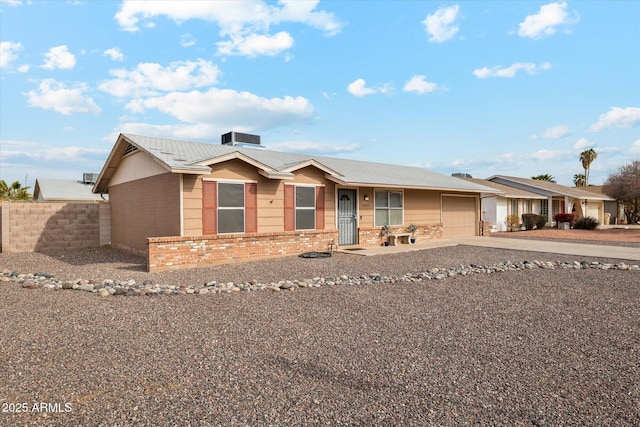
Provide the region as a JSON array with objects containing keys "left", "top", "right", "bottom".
[
  {"left": 407, "top": 223, "right": 418, "bottom": 243},
  {"left": 380, "top": 224, "right": 391, "bottom": 246}
]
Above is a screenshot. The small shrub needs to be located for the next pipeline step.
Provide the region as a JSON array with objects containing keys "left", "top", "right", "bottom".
[
  {"left": 554, "top": 212, "right": 575, "bottom": 224},
  {"left": 505, "top": 214, "right": 521, "bottom": 232},
  {"left": 534, "top": 214, "right": 548, "bottom": 230},
  {"left": 573, "top": 216, "right": 599, "bottom": 230},
  {"left": 521, "top": 213, "right": 538, "bottom": 230}
]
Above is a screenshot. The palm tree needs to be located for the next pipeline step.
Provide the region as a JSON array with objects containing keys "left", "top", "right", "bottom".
[
  {"left": 531, "top": 174, "right": 556, "bottom": 183},
  {"left": 0, "top": 180, "right": 32, "bottom": 201},
  {"left": 579, "top": 148, "right": 598, "bottom": 186},
  {"left": 573, "top": 173, "right": 586, "bottom": 187}
]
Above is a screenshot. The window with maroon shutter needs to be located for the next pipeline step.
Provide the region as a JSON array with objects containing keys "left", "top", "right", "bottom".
[
  {"left": 202, "top": 181, "right": 217, "bottom": 235},
  {"left": 245, "top": 182, "right": 257, "bottom": 233},
  {"left": 284, "top": 185, "right": 295, "bottom": 231},
  {"left": 203, "top": 181, "right": 257, "bottom": 234},
  {"left": 315, "top": 186, "right": 325, "bottom": 230}
]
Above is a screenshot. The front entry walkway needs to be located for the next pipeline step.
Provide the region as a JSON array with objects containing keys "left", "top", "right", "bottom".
[{"left": 337, "top": 236, "right": 640, "bottom": 261}]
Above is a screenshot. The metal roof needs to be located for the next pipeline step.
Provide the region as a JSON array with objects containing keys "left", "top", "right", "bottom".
[{"left": 94, "top": 134, "right": 499, "bottom": 194}]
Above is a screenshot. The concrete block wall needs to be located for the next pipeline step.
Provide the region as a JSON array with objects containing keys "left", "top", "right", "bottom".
[
  {"left": 0, "top": 202, "right": 110, "bottom": 253},
  {"left": 147, "top": 230, "right": 338, "bottom": 272},
  {"left": 358, "top": 223, "right": 444, "bottom": 246}
]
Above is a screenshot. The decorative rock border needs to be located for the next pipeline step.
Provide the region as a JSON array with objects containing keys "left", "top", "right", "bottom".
[{"left": 2, "top": 260, "right": 638, "bottom": 297}]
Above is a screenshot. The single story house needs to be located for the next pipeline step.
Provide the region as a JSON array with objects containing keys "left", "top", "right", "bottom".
[
  {"left": 581, "top": 186, "right": 621, "bottom": 224},
  {"left": 93, "top": 133, "right": 497, "bottom": 271},
  {"left": 34, "top": 175, "right": 106, "bottom": 203},
  {"left": 461, "top": 178, "right": 547, "bottom": 232},
  {"left": 486, "top": 175, "right": 615, "bottom": 226}
]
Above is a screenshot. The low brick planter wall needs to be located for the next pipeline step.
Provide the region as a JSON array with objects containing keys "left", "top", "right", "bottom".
[
  {"left": 147, "top": 230, "right": 339, "bottom": 272},
  {"left": 358, "top": 223, "right": 443, "bottom": 246}
]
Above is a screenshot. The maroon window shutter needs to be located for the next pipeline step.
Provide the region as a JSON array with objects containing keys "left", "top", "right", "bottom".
[
  {"left": 284, "top": 185, "right": 295, "bottom": 231},
  {"left": 315, "top": 186, "right": 325, "bottom": 230},
  {"left": 202, "top": 181, "right": 217, "bottom": 235},
  {"left": 245, "top": 182, "right": 258, "bottom": 233}
]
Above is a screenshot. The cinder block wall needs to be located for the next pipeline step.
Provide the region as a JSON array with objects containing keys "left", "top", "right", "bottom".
[
  {"left": 0, "top": 202, "right": 110, "bottom": 253},
  {"left": 147, "top": 230, "right": 338, "bottom": 272}
]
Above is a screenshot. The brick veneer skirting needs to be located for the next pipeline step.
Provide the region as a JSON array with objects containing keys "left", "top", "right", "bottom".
[
  {"left": 147, "top": 230, "right": 339, "bottom": 272},
  {"left": 357, "top": 223, "right": 443, "bottom": 246}
]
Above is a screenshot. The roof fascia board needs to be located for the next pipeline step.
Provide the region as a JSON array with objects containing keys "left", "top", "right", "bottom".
[
  {"left": 490, "top": 177, "right": 558, "bottom": 197},
  {"left": 193, "top": 151, "right": 276, "bottom": 174},
  {"left": 282, "top": 159, "right": 344, "bottom": 177},
  {"left": 328, "top": 178, "right": 499, "bottom": 193},
  {"left": 258, "top": 170, "right": 295, "bottom": 180}
]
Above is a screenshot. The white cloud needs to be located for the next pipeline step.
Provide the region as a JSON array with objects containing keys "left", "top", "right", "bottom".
[
  {"left": 25, "top": 79, "right": 101, "bottom": 115},
  {"left": 517, "top": 2, "right": 578, "bottom": 39},
  {"left": 0, "top": 41, "right": 22, "bottom": 68},
  {"left": 114, "top": 0, "right": 342, "bottom": 57},
  {"left": 422, "top": 5, "right": 460, "bottom": 43},
  {"left": 180, "top": 33, "right": 197, "bottom": 47},
  {"left": 216, "top": 31, "right": 294, "bottom": 57},
  {"left": 590, "top": 106, "right": 640, "bottom": 132},
  {"left": 347, "top": 78, "right": 393, "bottom": 97},
  {"left": 131, "top": 88, "right": 314, "bottom": 129},
  {"left": 103, "top": 47, "right": 124, "bottom": 62},
  {"left": 99, "top": 59, "right": 220, "bottom": 97},
  {"left": 0, "top": 140, "right": 108, "bottom": 162},
  {"left": 531, "top": 124, "right": 570, "bottom": 139},
  {"left": 17, "top": 64, "right": 29, "bottom": 72},
  {"left": 526, "top": 149, "right": 565, "bottom": 161},
  {"left": 473, "top": 62, "right": 552, "bottom": 78},
  {"left": 403, "top": 75, "right": 439, "bottom": 94},
  {"left": 267, "top": 140, "right": 361, "bottom": 155},
  {"left": 41, "top": 45, "right": 76, "bottom": 70},
  {"left": 574, "top": 137, "right": 595, "bottom": 150},
  {"left": 631, "top": 139, "right": 640, "bottom": 154}
]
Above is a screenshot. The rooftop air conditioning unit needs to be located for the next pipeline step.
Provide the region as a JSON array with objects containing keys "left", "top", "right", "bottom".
[
  {"left": 83, "top": 173, "right": 99, "bottom": 184},
  {"left": 221, "top": 131, "right": 262, "bottom": 148}
]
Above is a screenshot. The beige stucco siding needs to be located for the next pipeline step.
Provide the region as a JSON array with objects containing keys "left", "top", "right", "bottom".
[
  {"left": 110, "top": 173, "right": 181, "bottom": 255},
  {"left": 182, "top": 161, "right": 337, "bottom": 235},
  {"left": 110, "top": 151, "right": 168, "bottom": 186},
  {"left": 357, "top": 188, "right": 444, "bottom": 228}
]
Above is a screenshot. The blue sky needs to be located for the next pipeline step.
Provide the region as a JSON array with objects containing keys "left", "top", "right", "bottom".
[{"left": 1, "top": 0, "right": 639, "bottom": 189}]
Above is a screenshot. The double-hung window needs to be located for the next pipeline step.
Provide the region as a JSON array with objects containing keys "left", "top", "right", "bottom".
[
  {"left": 295, "top": 186, "right": 315, "bottom": 230},
  {"left": 374, "top": 190, "right": 403, "bottom": 226},
  {"left": 217, "top": 182, "right": 245, "bottom": 234},
  {"left": 202, "top": 181, "right": 257, "bottom": 235}
]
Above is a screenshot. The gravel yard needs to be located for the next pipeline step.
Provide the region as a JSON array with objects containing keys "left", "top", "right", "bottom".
[{"left": 1, "top": 244, "right": 639, "bottom": 426}]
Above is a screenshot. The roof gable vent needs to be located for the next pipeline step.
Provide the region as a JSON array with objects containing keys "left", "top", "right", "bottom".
[
  {"left": 222, "top": 131, "right": 262, "bottom": 148},
  {"left": 122, "top": 143, "right": 138, "bottom": 157}
]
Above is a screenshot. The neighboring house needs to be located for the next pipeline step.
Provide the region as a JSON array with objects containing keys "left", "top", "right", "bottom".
[
  {"left": 462, "top": 178, "right": 547, "bottom": 232},
  {"left": 34, "top": 174, "right": 106, "bottom": 203},
  {"left": 581, "top": 186, "right": 620, "bottom": 224},
  {"left": 486, "top": 175, "right": 614, "bottom": 226},
  {"left": 93, "top": 133, "right": 497, "bottom": 270}
]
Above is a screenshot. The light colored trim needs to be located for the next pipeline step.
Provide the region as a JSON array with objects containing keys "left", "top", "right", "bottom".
[
  {"left": 294, "top": 185, "right": 316, "bottom": 231},
  {"left": 202, "top": 178, "right": 258, "bottom": 183},
  {"left": 258, "top": 170, "right": 295, "bottom": 180},
  {"left": 281, "top": 159, "right": 343, "bottom": 177},
  {"left": 193, "top": 151, "right": 275, "bottom": 173},
  {"left": 179, "top": 174, "right": 184, "bottom": 236},
  {"left": 326, "top": 176, "right": 495, "bottom": 194}
]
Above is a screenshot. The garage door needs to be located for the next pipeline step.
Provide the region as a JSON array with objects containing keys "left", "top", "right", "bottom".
[{"left": 442, "top": 196, "right": 477, "bottom": 237}]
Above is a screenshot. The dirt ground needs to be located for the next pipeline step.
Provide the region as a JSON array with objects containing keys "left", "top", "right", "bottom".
[{"left": 493, "top": 227, "right": 640, "bottom": 243}]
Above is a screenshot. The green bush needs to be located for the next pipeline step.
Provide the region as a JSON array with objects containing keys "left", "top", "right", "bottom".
[
  {"left": 521, "top": 213, "right": 537, "bottom": 230},
  {"left": 535, "top": 214, "right": 548, "bottom": 230},
  {"left": 573, "top": 216, "right": 599, "bottom": 230}
]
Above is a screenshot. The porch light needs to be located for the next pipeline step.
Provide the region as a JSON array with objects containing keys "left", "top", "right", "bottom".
[{"left": 364, "top": 195, "right": 370, "bottom": 201}]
